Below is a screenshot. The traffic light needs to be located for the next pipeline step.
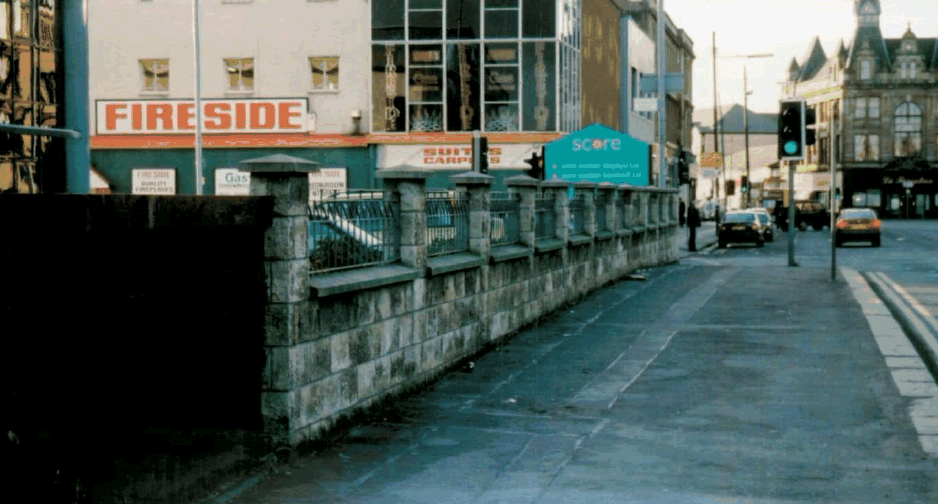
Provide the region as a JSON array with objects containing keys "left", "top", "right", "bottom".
[
  {"left": 478, "top": 136, "right": 489, "bottom": 174},
  {"left": 677, "top": 145, "right": 690, "bottom": 185},
  {"left": 740, "top": 175, "right": 749, "bottom": 193},
  {"left": 725, "top": 179, "right": 735, "bottom": 196},
  {"left": 778, "top": 99, "right": 805, "bottom": 160},
  {"left": 804, "top": 106, "right": 817, "bottom": 146},
  {"left": 524, "top": 147, "right": 545, "bottom": 180}
]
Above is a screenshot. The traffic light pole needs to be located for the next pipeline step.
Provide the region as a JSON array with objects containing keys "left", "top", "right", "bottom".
[
  {"left": 788, "top": 160, "right": 797, "bottom": 267},
  {"left": 744, "top": 67, "right": 750, "bottom": 208}
]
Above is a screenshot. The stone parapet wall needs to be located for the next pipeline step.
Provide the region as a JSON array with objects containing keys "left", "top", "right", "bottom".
[{"left": 254, "top": 170, "right": 680, "bottom": 446}]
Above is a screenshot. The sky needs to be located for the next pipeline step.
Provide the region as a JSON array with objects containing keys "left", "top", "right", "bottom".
[{"left": 662, "top": 0, "right": 938, "bottom": 115}]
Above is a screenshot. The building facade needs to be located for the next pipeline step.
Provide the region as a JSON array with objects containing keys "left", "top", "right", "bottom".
[
  {"left": 88, "top": 0, "right": 693, "bottom": 194},
  {"left": 0, "top": 0, "right": 66, "bottom": 194},
  {"left": 783, "top": 0, "right": 938, "bottom": 218}
]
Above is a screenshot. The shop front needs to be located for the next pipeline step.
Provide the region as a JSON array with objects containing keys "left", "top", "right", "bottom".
[{"left": 842, "top": 161, "right": 938, "bottom": 218}]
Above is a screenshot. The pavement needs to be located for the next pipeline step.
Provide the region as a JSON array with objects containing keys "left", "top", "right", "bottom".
[
  {"left": 203, "top": 260, "right": 938, "bottom": 504},
  {"left": 677, "top": 221, "right": 719, "bottom": 256}
]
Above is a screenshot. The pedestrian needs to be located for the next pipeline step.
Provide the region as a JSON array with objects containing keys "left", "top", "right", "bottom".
[
  {"left": 687, "top": 202, "right": 700, "bottom": 252},
  {"left": 679, "top": 199, "right": 686, "bottom": 227}
]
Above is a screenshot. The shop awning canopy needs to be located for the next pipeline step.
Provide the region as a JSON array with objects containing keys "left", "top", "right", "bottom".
[{"left": 238, "top": 154, "right": 321, "bottom": 173}]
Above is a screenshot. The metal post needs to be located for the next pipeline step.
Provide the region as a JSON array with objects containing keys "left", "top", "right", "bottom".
[
  {"left": 472, "top": 130, "right": 481, "bottom": 173},
  {"left": 656, "top": 0, "right": 666, "bottom": 188},
  {"left": 743, "top": 66, "right": 751, "bottom": 208},
  {"left": 64, "top": 0, "right": 90, "bottom": 194},
  {"left": 788, "top": 160, "right": 797, "bottom": 267},
  {"left": 831, "top": 99, "right": 838, "bottom": 281},
  {"left": 712, "top": 32, "right": 720, "bottom": 212},
  {"left": 193, "top": 0, "right": 203, "bottom": 195}
]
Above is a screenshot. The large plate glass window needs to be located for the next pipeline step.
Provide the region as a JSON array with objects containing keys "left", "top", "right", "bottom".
[
  {"left": 484, "top": 42, "right": 519, "bottom": 131},
  {"left": 410, "top": 0, "right": 442, "bottom": 40},
  {"left": 446, "top": 42, "right": 480, "bottom": 131},
  {"left": 523, "top": 0, "right": 555, "bottom": 38},
  {"left": 521, "top": 41, "right": 555, "bottom": 131},
  {"left": 409, "top": 44, "right": 443, "bottom": 132},
  {"left": 447, "top": 0, "right": 479, "bottom": 39},
  {"left": 485, "top": 0, "right": 518, "bottom": 39},
  {"left": 894, "top": 102, "right": 922, "bottom": 156},
  {"left": 372, "top": 0, "right": 404, "bottom": 40},
  {"left": 372, "top": 44, "right": 406, "bottom": 133}
]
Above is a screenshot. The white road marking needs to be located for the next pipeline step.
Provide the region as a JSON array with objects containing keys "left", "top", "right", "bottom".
[{"left": 842, "top": 268, "right": 938, "bottom": 455}]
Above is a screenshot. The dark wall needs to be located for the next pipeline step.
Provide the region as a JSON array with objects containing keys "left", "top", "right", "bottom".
[{"left": 1, "top": 194, "right": 273, "bottom": 503}]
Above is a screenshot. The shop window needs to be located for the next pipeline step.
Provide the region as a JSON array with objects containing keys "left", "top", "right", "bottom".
[
  {"left": 867, "top": 189, "right": 882, "bottom": 208},
  {"left": 371, "top": 45, "right": 406, "bottom": 132},
  {"left": 485, "top": 0, "right": 519, "bottom": 39},
  {"left": 225, "top": 58, "right": 253, "bottom": 91},
  {"left": 409, "top": 44, "right": 443, "bottom": 132},
  {"left": 372, "top": 0, "right": 404, "bottom": 40},
  {"left": 894, "top": 102, "right": 922, "bottom": 156},
  {"left": 445, "top": 42, "right": 480, "bottom": 131},
  {"left": 484, "top": 41, "right": 519, "bottom": 132},
  {"left": 38, "top": 50, "right": 55, "bottom": 104},
  {"left": 522, "top": 41, "right": 555, "bottom": 131},
  {"left": 140, "top": 58, "right": 169, "bottom": 92},
  {"left": 410, "top": 0, "right": 443, "bottom": 40},
  {"left": 446, "top": 0, "right": 480, "bottom": 39},
  {"left": 523, "top": 0, "right": 555, "bottom": 38},
  {"left": 13, "top": 0, "right": 27, "bottom": 38},
  {"left": 310, "top": 56, "right": 338, "bottom": 91}
]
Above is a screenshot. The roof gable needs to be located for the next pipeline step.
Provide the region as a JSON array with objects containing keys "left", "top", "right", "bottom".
[
  {"left": 795, "top": 37, "right": 828, "bottom": 81},
  {"left": 847, "top": 25, "right": 891, "bottom": 70}
]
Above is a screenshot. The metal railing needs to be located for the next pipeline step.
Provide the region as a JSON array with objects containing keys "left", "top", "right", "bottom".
[
  {"left": 490, "top": 191, "right": 520, "bottom": 246},
  {"left": 535, "top": 192, "right": 555, "bottom": 240},
  {"left": 569, "top": 195, "right": 585, "bottom": 235},
  {"left": 308, "top": 190, "right": 400, "bottom": 275},
  {"left": 594, "top": 193, "right": 608, "bottom": 233},
  {"left": 426, "top": 190, "right": 470, "bottom": 257}
]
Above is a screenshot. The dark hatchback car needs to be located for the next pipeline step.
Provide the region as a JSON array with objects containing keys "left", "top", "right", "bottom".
[{"left": 718, "top": 211, "right": 764, "bottom": 248}]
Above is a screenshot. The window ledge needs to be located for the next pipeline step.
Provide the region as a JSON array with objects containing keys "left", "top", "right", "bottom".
[
  {"left": 616, "top": 227, "right": 633, "bottom": 237},
  {"left": 310, "top": 264, "right": 420, "bottom": 298},
  {"left": 426, "top": 253, "right": 485, "bottom": 276},
  {"left": 534, "top": 238, "right": 565, "bottom": 254},
  {"left": 631, "top": 225, "right": 647, "bottom": 234},
  {"left": 568, "top": 234, "right": 592, "bottom": 247},
  {"left": 224, "top": 90, "right": 256, "bottom": 97},
  {"left": 647, "top": 223, "right": 660, "bottom": 231},
  {"left": 490, "top": 244, "right": 532, "bottom": 263},
  {"left": 140, "top": 91, "right": 170, "bottom": 98},
  {"left": 309, "top": 89, "right": 340, "bottom": 95},
  {"left": 595, "top": 230, "right": 615, "bottom": 241}
]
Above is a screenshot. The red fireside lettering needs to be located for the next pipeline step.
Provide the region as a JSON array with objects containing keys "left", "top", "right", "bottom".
[
  {"left": 251, "top": 103, "right": 275, "bottom": 129},
  {"left": 131, "top": 103, "right": 143, "bottom": 130},
  {"left": 177, "top": 103, "right": 195, "bottom": 129},
  {"left": 146, "top": 103, "right": 173, "bottom": 130},
  {"left": 235, "top": 103, "right": 247, "bottom": 129},
  {"left": 204, "top": 103, "right": 231, "bottom": 130},
  {"left": 105, "top": 104, "right": 127, "bottom": 131},
  {"left": 278, "top": 102, "right": 301, "bottom": 129}
]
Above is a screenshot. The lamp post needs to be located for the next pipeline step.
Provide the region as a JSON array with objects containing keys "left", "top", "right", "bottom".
[
  {"left": 193, "top": 0, "right": 203, "bottom": 195},
  {"left": 721, "top": 53, "right": 773, "bottom": 208}
]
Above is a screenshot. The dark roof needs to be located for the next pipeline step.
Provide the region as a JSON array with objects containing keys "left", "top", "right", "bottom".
[
  {"left": 793, "top": 37, "right": 827, "bottom": 81},
  {"left": 696, "top": 104, "right": 777, "bottom": 134},
  {"left": 847, "top": 25, "right": 891, "bottom": 69}
]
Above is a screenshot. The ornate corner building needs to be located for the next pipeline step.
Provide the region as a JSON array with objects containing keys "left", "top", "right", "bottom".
[{"left": 784, "top": 0, "right": 938, "bottom": 218}]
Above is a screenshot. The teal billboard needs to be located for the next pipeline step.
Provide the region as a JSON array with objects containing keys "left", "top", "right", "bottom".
[{"left": 544, "top": 124, "right": 649, "bottom": 186}]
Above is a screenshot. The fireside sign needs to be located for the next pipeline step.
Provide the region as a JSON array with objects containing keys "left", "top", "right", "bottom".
[
  {"left": 544, "top": 123, "right": 649, "bottom": 185},
  {"left": 96, "top": 98, "right": 308, "bottom": 134},
  {"left": 132, "top": 169, "right": 176, "bottom": 194}
]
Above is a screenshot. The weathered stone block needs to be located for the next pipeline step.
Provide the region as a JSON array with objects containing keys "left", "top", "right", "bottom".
[
  {"left": 357, "top": 360, "right": 377, "bottom": 399},
  {"left": 413, "top": 278, "right": 426, "bottom": 311},
  {"left": 262, "top": 389, "right": 298, "bottom": 435},
  {"left": 413, "top": 309, "right": 429, "bottom": 342},
  {"left": 400, "top": 211, "right": 427, "bottom": 246},
  {"left": 398, "top": 182, "right": 426, "bottom": 213},
  {"left": 376, "top": 289, "right": 392, "bottom": 320},
  {"left": 391, "top": 284, "right": 409, "bottom": 315},
  {"left": 373, "top": 318, "right": 401, "bottom": 356},
  {"left": 339, "top": 368, "right": 359, "bottom": 410},
  {"left": 421, "top": 337, "right": 444, "bottom": 372},
  {"left": 443, "top": 330, "right": 465, "bottom": 361},
  {"left": 374, "top": 355, "right": 392, "bottom": 391},
  {"left": 400, "top": 313, "right": 414, "bottom": 348},
  {"left": 252, "top": 175, "right": 310, "bottom": 217},
  {"left": 320, "top": 296, "right": 353, "bottom": 334},
  {"left": 264, "top": 346, "right": 294, "bottom": 391},
  {"left": 400, "top": 245, "right": 426, "bottom": 271},
  {"left": 390, "top": 348, "right": 418, "bottom": 382},
  {"left": 267, "top": 258, "right": 310, "bottom": 303},
  {"left": 444, "top": 274, "right": 456, "bottom": 302},
  {"left": 330, "top": 331, "right": 352, "bottom": 372},
  {"left": 265, "top": 215, "right": 308, "bottom": 260},
  {"left": 428, "top": 276, "right": 446, "bottom": 306},
  {"left": 264, "top": 301, "right": 308, "bottom": 346},
  {"left": 298, "top": 376, "right": 339, "bottom": 427},
  {"left": 350, "top": 327, "right": 379, "bottom": 366}
]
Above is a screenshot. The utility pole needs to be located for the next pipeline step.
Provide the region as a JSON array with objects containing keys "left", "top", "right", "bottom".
[
  {"left": 193, "top": 0, "right": 204, "bottom": 195},
  {"left": 656, "top": 0, "right": 667, "bottom": 188},
  {"left": 831, "top": 99, "right": 839, "bottom": 281},
  {"left": 712, "top": 32, "right": 720, "bottom": 208},
  {"left": 788, "top": 159, "right": 797, "bottom": 267},
  {"left": 744, "top": 66, "right": 751, "bottom": 208}
]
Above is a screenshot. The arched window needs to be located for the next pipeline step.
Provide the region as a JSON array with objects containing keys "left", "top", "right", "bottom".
[{"left": 895, "top": 102, "right": 922, "bottom": 156}]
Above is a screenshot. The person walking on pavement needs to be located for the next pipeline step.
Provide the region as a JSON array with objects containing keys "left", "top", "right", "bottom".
[
  {"left": 679, "top": 199, "right": 686, "bottom": 227},
  {"left": 687, "top": 202, "right": 700, "bottom": 252}
]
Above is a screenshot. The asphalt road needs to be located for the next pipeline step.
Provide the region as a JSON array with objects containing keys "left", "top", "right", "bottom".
[{"left": 208, "top": 232, "right": 938, "bottom": 504}]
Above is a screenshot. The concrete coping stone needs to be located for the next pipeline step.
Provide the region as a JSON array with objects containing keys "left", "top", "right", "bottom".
[
  {"left": 573, "top": 181, "right": 596, "bottom": 189},
  {"left": 647, "top": 223, "right": 660, "bottom": 231},
  {"left": 489, "top": 244, "right": 533, "bottom": 263},
  {"left": 595, "top": 230, "right": 615, "bottom": 241},
  {"left": 376, "top": 169, "right": 435, "bottom": 180},
  {"left": 597, "top": 182, "right": 617, "bottom": 190},
  {"left": 534, "top": 238, "right": 565, "bottom": 254},
  {"left": 310, "top": 264, "right": 420, "bottom": 298},
  {"left": 631, "top": 224, "right": 647, "bottom": 234},
  {"left": 541, "top": 178, "right": 572, "bottom": 189},
  {"left": 568, "top": 234, "right": 593, "bottom": 247},
  {"left": 451, "top": 172, "right": 494, "bottom": 186},
  {"left": 504, "top": 174, "right": 539, "bottom": 187},
  {"left": 615, "top": 227, "right": 634, "bottom": 237},
  {"left": 426, "top": 253, "right": 486, "bottom": 276}
]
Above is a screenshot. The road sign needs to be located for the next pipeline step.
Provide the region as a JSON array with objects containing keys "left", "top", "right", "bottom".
[
  {"left": 700, "top": 152, "right": 723, "bottom": 168},
  {"left": 639, "top": 73, "right": 685, "bottom": 93},
  {"left": 700, "top": 168, "right": 720, "bottom": 179},
  {"left": 633, "top": 98, "right": 657, "bottom": 112}
]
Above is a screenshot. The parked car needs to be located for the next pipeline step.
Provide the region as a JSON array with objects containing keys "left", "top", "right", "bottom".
[
  {"left": 794, "top": 200, "right": 829, "bottom": 231},
  {"left": 834, "top": 208, "right": 881, "bottom": 247},
  {"left": 718, "top": 210, "right": 764, "bottom": 248},
  {"left": 750, "top": 207, "right": 774, "bottom": 242}
]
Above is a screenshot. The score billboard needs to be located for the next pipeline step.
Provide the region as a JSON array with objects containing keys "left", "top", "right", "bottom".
[{"left": 544, "top": 124, "right": 649, "bottom": 186}]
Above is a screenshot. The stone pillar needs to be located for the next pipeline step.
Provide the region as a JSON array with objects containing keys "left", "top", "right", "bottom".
[
  {"left": 239, "top": 154, "right": 319, "bottom": 444},
  {"left": 377, "top": 169, "right": 432, "bottom": 272},
  {"left": 541, "top": 178, "right": 571, "bottom": 242},
  {"left": 576, "top": 181, "right": 597, "bottom": 237},
  {"left": 506, "top": 174, "right": 539, "bottom": 247},
  {"left": 598, "top": 182, "right": 616, "bottom": 234},
  {"left": 451, "top": 171, "right": 494, "bottom": 258},
  {"left": 618, "top": 184, "right": 634, "bottom": 229}
]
